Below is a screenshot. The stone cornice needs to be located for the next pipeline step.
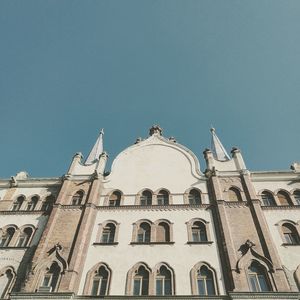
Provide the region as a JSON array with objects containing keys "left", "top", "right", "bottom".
[
  {"left": 96, "top": 204, "right": 211, "bottom": 211},
  {"left": 251, "top": 171, "right": 300, "bottom": 182},
  {"left": 0, "top": 210, "right": 47, "bottom": 215},
  {"left": 261, "top": 205, "right": 300, "bottom": 211},
  {"left": 0, "top": 178, "right": 62, "bottom": 188},
  {"left": 229, "top": 291, "right": 300, "bottom": 299}
]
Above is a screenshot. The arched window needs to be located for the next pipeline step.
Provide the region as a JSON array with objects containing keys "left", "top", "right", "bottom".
[
  {"left": 109, "top": 191, "right": 121, "bottom": 207},
  {"left": 277, "top": 191, "right": 292, "bottom": 206},
  {"left": 282, "top": 223, "right": 300, "bottom": 245},
  {"left": 156, "top": 222, "right": 170, "bottom": 242},
  {"left": 91, "top": 265, "right": 109, "bottom": 296},
  {"left": 140, "top": 190, "right": 152, "bottom": 206},
  {"left": 248, "top": 261, "right": 271, "bottom": 292},
  {"left": 41, "top": 195, "right": 55, "bottom": 211},
  {"left": 293, "top": 190, "right": 300, "bottom": 205},
  {"left": 12, "top": 196, "right": 25, "bottom": 211},
  {"left": 0, "top": 268, "right": 14, "bottom": 299},
  {"left": 155, "top": 265, "right": 173, "bottom": 296},
  {"left": 261, "top": 191, "right": 276, "bottom": 206},
  {"left": 228, "top": 187, "right": 242, "bottom": 202},
  {"left": 16, "top": 227, "right": 33, "bottom": 247},
  {"left": 192, "top": 221, "right": 207, "bottom": 242},
  {"left": 40, "top": 262, "right": 61, "bottom": 292},
  {"left": 0, "top": 228, "right": 16, "bottom": 248},
  {"left": 137, "top": 223, "right": 151, "bottom": 243},
  {"left": 72, "top": 191, "right": 84, "bottom": 205},
  {"left": 26, "top": 196, "right": 39, "bottom": 211},
  {"left": 133, "top": 265, "right": 150, "bottom": 296},
  {"left": 197, "top": 265, "right": 216, "bottom": 295},
  {"left": 188, "top": 189, "right": 201, "bottom": 205},
  {"left": 157, "top": 190, "right": 169, "bottom": 205},
  {"left": 100, "top": 223, "right": 116, "bottom": 244}
]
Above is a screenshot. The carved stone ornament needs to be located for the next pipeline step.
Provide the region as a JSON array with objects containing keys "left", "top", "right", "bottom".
[{"left": 149, "top": 125, "right": 163, "bottom": 136}]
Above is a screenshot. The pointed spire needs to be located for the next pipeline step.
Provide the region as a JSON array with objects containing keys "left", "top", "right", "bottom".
[
  {"left": 210, "top": 127, "right": 230, "bottom": 161},
  {"left": 85, "top": 129, "right": 104, "bottom": 165}
]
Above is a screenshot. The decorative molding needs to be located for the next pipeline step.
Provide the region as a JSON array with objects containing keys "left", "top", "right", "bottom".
[{"left": 97, "top": 204, "right": 211, "bottom": 211}]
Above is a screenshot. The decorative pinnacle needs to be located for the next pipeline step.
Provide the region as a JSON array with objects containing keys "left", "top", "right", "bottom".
[{"left": 149, "top": 125, "right": 163, "bottom": 136}]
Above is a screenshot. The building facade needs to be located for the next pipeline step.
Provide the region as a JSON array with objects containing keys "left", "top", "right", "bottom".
[{"left": 0, "top": 125, "right": 299, "bottom": 300}]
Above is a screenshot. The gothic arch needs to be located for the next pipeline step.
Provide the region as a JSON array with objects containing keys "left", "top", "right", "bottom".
[
  {"left": 294, "top": 265, "right": 300, "bottom": 291},
  {"left": 0, "top": 266, "right": 16, "bottom": 299}
]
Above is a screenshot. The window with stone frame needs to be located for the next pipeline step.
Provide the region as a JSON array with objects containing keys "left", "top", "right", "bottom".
[
  {"left": 196, "top": 265, "right": 216, "bottom": 295},
  {"left": 261, "top": 191, "right": 276, "bottom": 206},
  {"left": 40, "top": 262, "right": 61, "bottom": 292},
  {"left": 191, "top": 221, "right": 208, "bottom": 242},
  {"left": 26, "top": 196, "right": 39, "bottom": 211},
  {"left": 0, "top": 227, "right": 16, "bottom": 248},
  {"left": 0, "top": 268, "right": 15, "bottom": 299},
  {"left": 228, "top": 187, "right": 242, "bottom": 202},
  {"left": 155, "top": 265, "right": 173, "bottom": 296},
  {"left": 137, "top": 222, "right": 151, "bottom": 243},
  {"left": 140, "top": 190, "right": 152, "bottom": 206},
  {"left": 41, "top": 195, "right": 55, "bottom": 211},
  {"left": 91, "top": 265, "right": 110, "bottom": 296},
  {"left": 71, "top": 190, "right": 84, "bottom": 205},
  {"left": 188, "top": 189, "right": 201, "bottom": 205},
  {"left": 157, "top": 190, "right": 169, "bottom": 205},
  {"left": 133, "top": 265, "right": 150, "bottom": 296},
  {"left": 100, "top": 223, "right": 116, "bottom": 243},
  {"left": 277, "top": 191, "right": 293, "bottom": 206},
  {"left": 108, "top": 191, "right": 121, "bottom": 207},
  {"left": 282, "top": 223, "right": 300, "bottom": 245},
  {"left": 11, "top": 195, "right": 25, "bottom": 211},
  {"left": 16, "top": 227, "right": 33, "bottom": 247},
  {"left": 156, "top": 222, "right": 170, "bottom": 242},
  {"left": 247, "top": 261, "right": 271, "bottom": 292},
  {"left": 293, "top": 190, "right": 300, "bottom": 205}
]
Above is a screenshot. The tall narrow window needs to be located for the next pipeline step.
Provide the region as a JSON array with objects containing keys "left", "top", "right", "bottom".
[
  {"left": 277, "top": 191, "right": 292, "bottom": 206},
  {"left": 228, "top": 187, "right": 242, "bottom": 202},
  {"left": 72, "top": 191, "right": 84, "bottom": 205},
  {"left": 27, "top": 196, "right": 38, "bottom": 211},
  {"left": 261, "top": 191, "right": 276, "bottom": 206},
  {"left": 156, "top": 222, "right": 170, "bottom": 242},
  {"left": 0, "top": 269, "right": 14, "bottom": 299},
  {"left": 40, "top": 262, "right": 61, "bottom": 292},
  {"left": 109, "top": 191, "right": 121, "bottom": 207},
  {"left": 16, "top": 227, "right": 33, "bottom": 247},
  {"left": 91, "top": 266, "right": 109, "bottom": 296},
  {"left": 100, "top": 224, "right": 116, "bottom": 243},
  {"left": 12, "top": 196, "right": 25, "bottom": 211},
  {"left": 293, "top": 191, "right": 300, "bottom": 205},
  {"left": 0, "top": 227, "right": 16, "bottom": 247},
  {"left": 157, "top": 190, "right": 169, "bottom": 205},
  {"left": 133, "top": 266, "right": 149, "bottom": 296},
  {"left": 192, "top": 222, "right": 207, "bottom": 242},
  {"left": 248, "top": 261, "right": 271, "bottom": 292},
  {"left": 140, "top": 190, "right": 152, "bottom": 206},
  {"left": 282, "top": 223, "right": 300, "bottom": 245},
  {"left": 188, "top": 189, "right": 201, "bottom": 205},
  {"left": 197, "top": 265, "right": 216, "bottom": 295},
  {"left": 155, "top": 265, "right": 172, "bottom": 296},
  {"left": 41, "top": 195, "right": 55, "bottom": 211},
  {"left": 137, "top": 223, "right": 151, "bottom": 243}
]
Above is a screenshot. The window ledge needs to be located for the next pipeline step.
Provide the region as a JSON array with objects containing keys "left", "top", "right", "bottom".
[
  {"left": 130, "top": 242, "right": 175, "bottom": 245},
  {"left": 281, "top": 243, "right": 300, "bottom": 246},
  {"left": 93, "top": 242, "right": 119, "bottom": 246},
  {"left": 187, "top": 241, "right": 213, "bottom": 245},
  {"left": 0, "top": 246, "right": 30, "bottom": 250}
]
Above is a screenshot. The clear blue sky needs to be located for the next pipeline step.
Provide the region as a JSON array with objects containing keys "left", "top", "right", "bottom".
[{"left": 0, "top": 1, "right": 300, "bottom": 178}]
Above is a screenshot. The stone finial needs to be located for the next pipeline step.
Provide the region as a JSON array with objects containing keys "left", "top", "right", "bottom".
[
  {"left": 245, "top": 239, "right": 255, "bottom": 249},
  {"left": 291, "top": 162, "right": 300, "bottom": 172},
  {"left": 168, "top": 137, "right": 176, "bottom": 142},
  {"left": 15, "top": 171, "right": 29, "bottom": 180},
  {"left": 149, "top": 125, "right": 163, "bottom": 136}
]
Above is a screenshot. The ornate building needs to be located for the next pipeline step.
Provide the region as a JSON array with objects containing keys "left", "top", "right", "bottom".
[{"left": 0, "top": 125, "right": 299, "bottom": 300}]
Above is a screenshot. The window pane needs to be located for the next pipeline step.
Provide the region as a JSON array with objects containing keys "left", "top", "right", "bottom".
[
  {"left": 192, "top": 230, "right": 200, "bottom": 242},
  {"left": 137, "top": 233, "right": 144, "bottom": 243},
  {"left": 141, "top": 278, "right": 149, "bottom": 295},
  {"left": 258, "top": 274, "right": 269, "bottom": 292},
  {"left": 156, "top": 279, "right": 163, "bottom": 295},
  {"left": 42, "top": 275, "right": 51, "bottom": 287},
  {"left": 249, "top": 275, "right": 259, "bottom": 292},
  {"left": 133, "top": 279, "right": 141, "bottom": 295},
  {"left": 197, "top": 279, "right": 206, "bottom": 295},
  {"left": 91, "top": 279, "right": 100, "bottom": 296},
  {"left": 206, "top": 278, "right": 215, "bottom": 295},
  {"left": 164, "top": 279, "right": 171, "bottom": 295},
  {"left": 99, "top": 278, "right": 107, "bottom": 295}
]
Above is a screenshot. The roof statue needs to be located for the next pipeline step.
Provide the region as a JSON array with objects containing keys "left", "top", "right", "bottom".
[
  {"left": 85, "top": 129, "right": 104, "bottom": 165},
  {"left": 210, "top": 127, "right": 230, "bottom": 161}
]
